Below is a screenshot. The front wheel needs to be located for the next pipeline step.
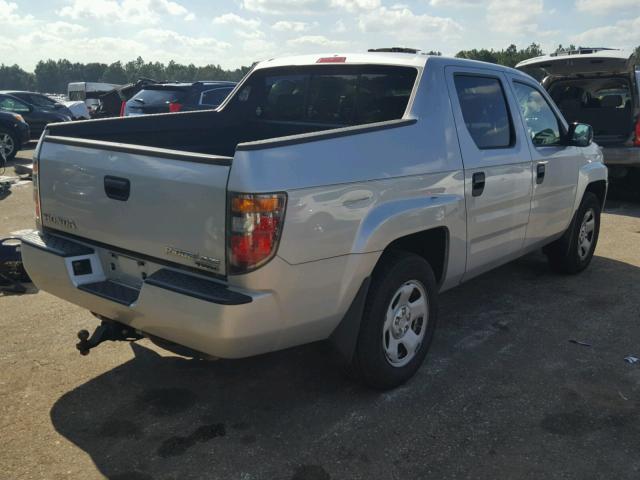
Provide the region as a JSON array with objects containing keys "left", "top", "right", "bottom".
[
  {"left": 546, "top": 192, "right": 601, "bottom": 274},
  {"left": 0, "top": 129, "right": 18, "bottom": 161},
  {"left": 350, "top": 251, "right": 438, "bottom": 390}
]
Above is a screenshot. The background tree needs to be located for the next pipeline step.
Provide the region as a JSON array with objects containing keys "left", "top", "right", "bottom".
[
  {"left": 1, "top": 45, "right": 638, "bottom": 94},
  {"left": 0, "top": 64, "right": 35, "bottom": 90},
  {"left": 455, "top": 43, "right": 543, "bottom": 67},
  {"left": 0, "top": 57, "right": 254, "bottom": 93}
]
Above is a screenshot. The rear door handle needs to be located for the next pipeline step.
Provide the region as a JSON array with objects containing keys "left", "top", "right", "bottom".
[
  {"left": 472, "top": 172, "right": 485, "bottom": 197},
  {"left": 536, "top": 163, "right": 546, "bottom": 184},
  {"left": 104, "top": 176, "right": 130, "bottom": 201}
]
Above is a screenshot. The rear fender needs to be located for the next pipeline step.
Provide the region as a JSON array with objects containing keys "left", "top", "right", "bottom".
[
  {"left": 352, "top": 194, "right": 462, "bottom": 254},
  {"left": 352, "top": 194, "right": 466, "bottom": 290}
]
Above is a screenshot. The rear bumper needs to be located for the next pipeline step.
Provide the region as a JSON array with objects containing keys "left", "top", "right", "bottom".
[
  {"left": 602, "top": 146, "right": 640, "bottom": 167},
  {"left": 20, "top": 231, "right": 281, "bottom": 358}
]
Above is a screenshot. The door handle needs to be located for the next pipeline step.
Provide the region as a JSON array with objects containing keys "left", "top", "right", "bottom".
[
  {"left": 104, "top": 176, "right": 130, "bottom": 201},
  {"left": 536, "top": 163, "right": 546, "bottom": 184},
  {"left": 472, "top": 172, "right": 485, "bottom": 197}
]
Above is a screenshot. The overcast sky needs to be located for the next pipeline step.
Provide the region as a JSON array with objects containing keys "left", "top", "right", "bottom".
[{"left": 1, "top": 0, "right": 638, "bottom": 71}]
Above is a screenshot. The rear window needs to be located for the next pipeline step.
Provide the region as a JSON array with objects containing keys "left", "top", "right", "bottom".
[
  {"left": 129, "top": 88, "right": 186, "bottom": 106},
  {"left": 236, "top": 65, "right": 417, "bottom": 125}
]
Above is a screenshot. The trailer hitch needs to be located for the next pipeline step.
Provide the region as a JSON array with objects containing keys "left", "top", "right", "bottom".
[{"left": 76, "top": 319, "right": 143, "bottom": 355}]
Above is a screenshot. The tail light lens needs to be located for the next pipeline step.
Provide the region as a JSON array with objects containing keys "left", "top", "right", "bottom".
[
  {"left": 119, "top": 101, "right": 126, "bottom": 117},
  {"left": 634, "top": 117, "right": 640, "bottom": 147},
  {"left": 228, "top": 192, "right": 287, "bottom": 274},
  {"left": 33, "top": 130, "right": 45, "bottom": 231},
  {"left": 169, "top": 102, "right": 183, "bottom": 113}
]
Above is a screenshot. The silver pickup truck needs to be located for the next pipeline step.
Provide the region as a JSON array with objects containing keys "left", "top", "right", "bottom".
[{"left": 22, "top": 52, "right": 607, "bottom": 389}]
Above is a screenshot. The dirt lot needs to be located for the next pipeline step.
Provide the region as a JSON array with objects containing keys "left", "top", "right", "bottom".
[{"left": 1, "top": 148, "right": 639, "bottom": 480}]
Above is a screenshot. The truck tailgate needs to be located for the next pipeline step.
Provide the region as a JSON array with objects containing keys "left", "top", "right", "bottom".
[{"left": 38, "top": 137, "right": 231, "bottom": 275}]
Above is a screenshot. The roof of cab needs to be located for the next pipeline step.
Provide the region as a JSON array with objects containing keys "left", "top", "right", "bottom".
[
  {"left": 252, "top": 52, "right": 534, "bottom": 80},
  {"left": 254, "top": 52, "right": 431, "bottom": 70}
]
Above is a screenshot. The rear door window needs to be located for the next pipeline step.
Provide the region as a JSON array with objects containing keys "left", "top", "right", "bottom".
[
  {"left": 247, "top": 65, "right": 417, "bottom": 125},
  {"left": 454, "top": 75, "right": 513, "bottom": 149},
  {"left": 513, "top": 82, "right": 562, "bottom": 146},
  {"left": 0, "top": 95, "right": 30, "bottom": 113}
]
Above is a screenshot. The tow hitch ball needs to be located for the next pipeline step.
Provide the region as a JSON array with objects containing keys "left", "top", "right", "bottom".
[{"left": 76, "top": 320, "right": 143, "bottom": 355}]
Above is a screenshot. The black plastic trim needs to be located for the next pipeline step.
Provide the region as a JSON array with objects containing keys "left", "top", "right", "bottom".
[
  {"left": 329, "top": 276, "right": 371, "bottom": 362},
  {"left": 44, "top": 136, "right": 233, "bottom": 166},
  {"left": 78, "top": 280, "right": 140, "bottom": 306},
  {"left": 236, "top": 118, "right": 417, "bottom": 151},
  {"left": 145, "top": 268, "right": 252, "bottom": 305},
  {"left": 22, "top": 230, "right": 94, "bottom": 257}
]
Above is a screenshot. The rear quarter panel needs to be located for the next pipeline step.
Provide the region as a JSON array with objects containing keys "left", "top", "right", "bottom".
[{"left": 229, "top": 60, "right": 467, "bottom": 292}]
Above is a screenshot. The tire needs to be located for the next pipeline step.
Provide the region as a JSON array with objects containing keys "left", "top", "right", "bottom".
[
  {"left": 545, "top": 192, "right": 601, "bottom": 274},
  {"left": 0, "top": 129, "right": 18, "bottom": 161},
  {"left": 350, "top": 251, "right": 438, "bottom": 390}
]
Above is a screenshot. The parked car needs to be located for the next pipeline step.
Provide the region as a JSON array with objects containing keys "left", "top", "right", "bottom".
[
  {"left": 0, "top": 91, "right": 72, "bottom": 138},
  {"left": 93, "top": 78, "right": 159, "bottom": 118},
  {"left": 517, "top": 48, "right": 639, "bottom": 181},
  {"left": 0, "top": 110, "right": 30, "bottom": 161},
  {"left": 21, "top": 52, "right": 607, "bottom": 389},
  {"left": 67, "top": 82, "right": 122, "bottom": 117},
  {"left": 123, "top": 81, "right": 236, "bottom": 116}
]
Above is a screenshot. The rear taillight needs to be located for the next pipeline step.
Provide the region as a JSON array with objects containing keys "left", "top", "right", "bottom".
[
  {"left": 169, "top": 102, "right": 183, "bottom": 113},
  {"left": 33, "top": 131, "right": 45, "bottom": 231},
  {"left": 228, "top": 192, "right": 287, "bottom": 274},
  {"left": 634, "top": 117, "right": 640, "bottom": 147},
  {"left": 119, "top": 101, "right": 126, "bottom": 117}
]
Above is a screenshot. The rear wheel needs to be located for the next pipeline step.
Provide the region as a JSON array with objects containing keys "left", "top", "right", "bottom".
[
  {"left": 350, "top": 251, "right": 438, "bottom": 389},
  {"left": 0, "top": 129, "right": 17, "bottom": 161},
  {"left": 546, "top": 192, "right": 601, "bottom": 274}
]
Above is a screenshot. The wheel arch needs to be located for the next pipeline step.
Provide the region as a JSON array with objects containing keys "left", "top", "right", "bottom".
[
  {"left": 584, "top": 179, "right": 607, "bottom": 209},
  {"left": 573, "top": 162, "right": 608, "bottom": 213},
  {"left": 330, "top": 225, "right": 450, "bottom": 362},
  {"left": 378, "top": 226, "right": 449, "bottom": 287}
]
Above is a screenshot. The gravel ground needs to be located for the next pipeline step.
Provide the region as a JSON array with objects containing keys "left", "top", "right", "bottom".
[{"left": 1, "top": 149, "right": 639, "bottom": 480}]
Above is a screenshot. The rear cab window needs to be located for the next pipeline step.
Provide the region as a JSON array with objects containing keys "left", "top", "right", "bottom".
[
  {"left": 233, "top": 65, "right": 418, "bottom": 126},
  {"left": 453, "top": 75, "right": 514, "bottom": 149}
]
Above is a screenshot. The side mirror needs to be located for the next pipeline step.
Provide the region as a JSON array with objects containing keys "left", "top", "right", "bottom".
[{"left": 568, "top": 122, "right": 593, "bottom": 147}]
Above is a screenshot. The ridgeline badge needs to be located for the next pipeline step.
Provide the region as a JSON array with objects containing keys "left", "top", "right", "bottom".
[{"left": 165, "top": 246, "right": 221, "bottom": 271}]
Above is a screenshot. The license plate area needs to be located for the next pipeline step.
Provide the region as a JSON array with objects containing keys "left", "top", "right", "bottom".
[{"left": 100, "top": 250, "right": 149, "bottom": 289}]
